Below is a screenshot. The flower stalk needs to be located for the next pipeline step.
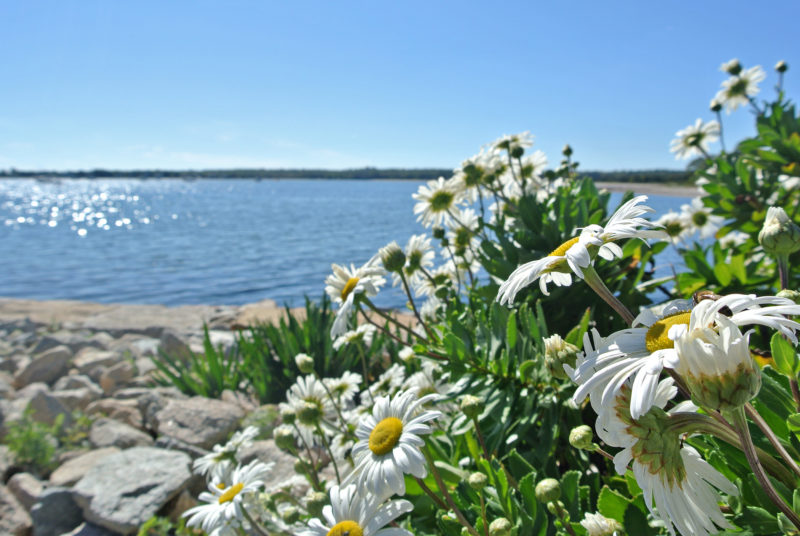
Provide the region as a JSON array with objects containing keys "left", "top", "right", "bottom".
[{"left": 581, "top": 265, "right": 635, "bottom": 326}]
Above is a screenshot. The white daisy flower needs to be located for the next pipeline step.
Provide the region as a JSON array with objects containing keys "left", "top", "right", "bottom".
[
  {"left": 298, "top": 484, "right": 413, "bottom": 536},
  {"left": 655, "top": 210, "right": 689, "bottom": 243},
  {"left": 499, "top": 150, "right": 548, "bottom": 198},
  {"left": 413, "top": 264, "right": 456, "bottom": 298},
  {"left": 670, "top": 119, "right": 720, "bottom": 160},
  {"left": 419, "top": 296, "right": 442, "bottom": 321},
  {"left": 397, "top": 346, "right": 416, "bottom": 362},
  {"left": 183, "top": 460, "right": 273, "bottom": 535},
  {"left": 412, "top": 176, "right": 464, "bottom": 228},
  {"left": 324, "top": 371, "right": 363, "bottom": 406},
  {"left": 779, "top": 174, "right": 800, "bottom": 191},
  {"left": 492, "top": 131, "right": 534, "bottom": 153},
  {"left": 325, "top": 256, "right": 386, "bottom": 338},
  {"left": 282, "top": 375, "right": 337, "bottom": 444},
  {"left": 333, "top": 324, "right": 377, "bottom": 351},
  {"left": 570, "top": 294, "right": 800, "bottom": 419},
  {"left": 715, "top": 65, "right": 766, "bottom": 113},
  {"left": 366, "top": 363, "right": 406, "bottom": 398},
  {"left": 349, "top": 390, "right": 441, "bottom": 498},
  {"left": 497, "top": 195, "right": 666, "bottom": 303},
  {"left": 719, "top": 230, "right": 749, "bottom": 249},
  {"left": 580, "top": 512, "right": 621, "bottom": 536},
  {"left": 447, "top": 207, "right": 481, "bottom": 256},
  {"left": 597, "top": 379, "right": 738, "bottom": 536},
  {"left": 394, "top": 233, "right": 434, "bottom": 287},
  {"left": 679, "top": 197, "right": 724, "bottom": 239},
  {"left": 193, "top": 445, "right": 236, "bottom": 483}
]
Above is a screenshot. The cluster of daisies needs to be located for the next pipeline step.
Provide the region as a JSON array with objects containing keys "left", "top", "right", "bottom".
[{"left": 497, "top": 193, "right": 800, "bottom": 535}]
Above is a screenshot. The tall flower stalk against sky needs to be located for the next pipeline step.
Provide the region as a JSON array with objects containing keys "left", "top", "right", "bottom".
[
  {"left": 670, "top": 118, "right": 720, "bottom": 160},
  {"left": 497, "top": 195, "right": 666, "bottom": 325},
  {"left": 325, "top": 255, "right": 386, "bottom": 338}
]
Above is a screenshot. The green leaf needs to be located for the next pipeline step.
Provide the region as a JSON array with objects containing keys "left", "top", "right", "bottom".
[
  {"left": 623, "top": 503, "right": 653, "bottom": 535},
  {"left": 770, "top": 332, "right": 799, "bottom": 377},
  {"left": 729, "top": 254, "right": 747, "bottom": 283},
  {"left": 597, "top": 485, "right": 629, "bottom": 523},
  {"left": 788, "top": 413, "right": 800, "bottom": 432},
  {"left": 713, "top": 262, "right": 732, "bottom": 286},
  {"left": 735, "top": 506, "right": 779, "bottom": 534},
  {"left": 506, "top": 310, "right": 518, "bottom": 348}
]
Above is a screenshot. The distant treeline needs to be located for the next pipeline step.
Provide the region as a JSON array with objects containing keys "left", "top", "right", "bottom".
[{"left": 0, "top": 167, "right": 691, "bottom": 183}]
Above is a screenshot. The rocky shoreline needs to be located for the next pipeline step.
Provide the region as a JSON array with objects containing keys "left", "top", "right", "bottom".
[{"left": 0, "top": 297, "right": 311, "bottom": 536}]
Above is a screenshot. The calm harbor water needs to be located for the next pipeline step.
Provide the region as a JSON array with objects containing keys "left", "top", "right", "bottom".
[{"left": 0, "top": 179, "right": 691, "bottom": 308}]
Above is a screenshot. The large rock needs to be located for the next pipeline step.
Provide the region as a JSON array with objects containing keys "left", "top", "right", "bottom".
[
  {"left": 154, "top": 396, "right": 244, "bottom": 449},
  {"left": 72, "top": 447, "right": 192, "bottom": 535},
  {"left": 7, "top": 472, "right": 45, "bottom": 511},
  {"left": 52, "top": 388, "right": 98, "bottom": 412},
  {"left": 31, "top": 486, "right": 83, "bottom": 536},
  {"left": 98, "top": 363, "right": 135, "bottom": 395},
  {"left": 73, "top": 350, "right": 119, "bottom": 377},
  {"left": 62, "top": 522, "right": 120, "bottom": 536},
  {"left": 49, "top": 447, "right": 120, "bottom": 487},
  {"left": 88, "top": 418, "right": 153, "bottom": 449},
  {"left": 28, "top": 390, "right": 74, "bottom": 427},
  {"left": 0, "top": 484, "right": 32, "bottom": 536},
  {"left": 13, "top": 345, "right": 73, "bottom": 387},
  {"left": 31, "top": 331, "right": 102, "bottom": 355},
  {"left": 53, "top": 375, "right": 103, "bottom": 395},
  {"left": 85, "top": 399, "right": 143, "bottom": 429}
]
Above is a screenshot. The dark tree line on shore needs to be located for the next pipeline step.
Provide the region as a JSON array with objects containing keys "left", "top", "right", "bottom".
[{"left": 0, "top": 167, "right": 691, "bottom": 183}]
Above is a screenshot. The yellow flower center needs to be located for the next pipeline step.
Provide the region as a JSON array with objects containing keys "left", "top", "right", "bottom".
[
  {"left": 327, "top": 520, "right": 363, "bottom": 536},
  {"left": 645, "top": 311, "right": 692, "bottom": 353},
  {"left": 216, "top": 482, "right": 226, "bottom": 490},
  {"left": 218, "top": 482, "right": 244, "bottom": 504},
  {"left": 548, "top": 236, "right": 580, "bottom": 257},
  {"left": 341, "top": 277, "right": 360, "bottom": 301},
  {"left": 368, "top": 417, "right": 403, "bottom": 455}
]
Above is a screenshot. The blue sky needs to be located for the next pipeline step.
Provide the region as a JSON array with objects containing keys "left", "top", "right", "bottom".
[{"left": 1, "top": 1, "right": 798, "bottom": 171}]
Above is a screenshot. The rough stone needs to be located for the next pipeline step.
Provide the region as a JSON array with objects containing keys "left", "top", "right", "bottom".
[
  {"left": 0, "top": 445, "right": 13, "bottom": 481},
  {"left": 153, "top": 435, "right": 210, "bottom": 459},
  {"left": 239, "top": 439, "right": 313, "bottom": 494},
  {"left": 31, "top": 331, "right": 101, "bottom": 355},
  {"left": 98, "top": 362, "right": 135, "bottom": 395},
  {"left": 0, "top": 355, "right": 18, "bottom": 373},
  {"left": 28, "top": 390, "right": 74, "bottom": 428},
  {"left": 7, "top": 472, "right": 45, "bottom": 511},
  {"left": 158, "top": 330, "right": 192, "bottom": 362},
  {"left": 30, "top": 486, "right": 83, "bottom": 536},
  {"left": 87, "top": 332, "right": 115, "bottom": 351},
  {"left": 13, "top": 345, "right": 73, "bottom": 388},
  {"left": 154, "top": 396, "right": 244, "bottom": 449},
  {"left": 73, "top": 350, "right": 119, "bottom": 376},
  {"left": 85, "top": 399, "right": 143, "bottom": 429},
  {"left": 51, "top": 388, "right": 97, "bottom": 412},
  {"left": 53, "top": 375, "right": 103, "bottom": 395},
  {"left": 0, "top": 484, "right": 33, "bottom": 536},
  {"left": 49, "top": 447, "right": 120, "bottom": 487},
  {"left": 88, "top": 418, "right": 153, "bottom": 449},
  {"left": 0, "top": 371, "right": 15, "bottom": 399},
  {"left": 72, "top": 447, "right": 192, "bottom": 535},
  {"left": 107, "top": 335, "right": 160, "bottom": 360},
  {"left": 61, "top": 522, "right": 121, "bottom": 536}
]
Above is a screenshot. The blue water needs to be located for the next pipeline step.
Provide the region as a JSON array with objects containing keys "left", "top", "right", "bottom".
[{"left": 0, "top": 179, "right": 691, "bottom": 308}]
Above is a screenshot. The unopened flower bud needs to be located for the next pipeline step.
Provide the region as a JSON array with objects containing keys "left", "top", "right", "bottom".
[
  {"left": 569, "top": 425, "right": 594, "bottom": 450},
  {"left": 460, "top": 394, "right": 484, "bottom": 419},
  {"left": 759, "top": 206, "right": 800, "bottom": 256},
  {"left": 274, "top": 425, "right": 295, "bottom": 450},
  {"left": 468, "top": 472, "right": 488, "bottom": 490},
  {"left": 379, "top": 241, "right": 406, "bottom": 273},
  {"left": 710, "top": 98, "right": 722, "bottom": 113},
  {"left": 398, "top": 346, "right": 416, "bottom": 362},
  {"left": 546, "top": 500, "right": 565, "bottom": 515},
  {"left": 543, "top": 334, "right": 580, "bottom": 380},
  {"left": 280, "top": 407, "right": 296, "bottom": 425},
  {"left": 305, "top": 490, "right": 327, "bottom": 518},
  {"left": 488, "top": 517, "right": 512, "bottom": 536},
  {"left": 297, "top": 401, "right": 322, "bottom": 425},
  {"left": 777, "top": 289, "right": 800, "bottom": 304},
  {"left": 535, "top": 478, "right": 561, "bottom": 503},
  {"left": 562, "top": 144, "right": 573, "bottom": 157},
  {"left": 776, "top": 60, "right": 788, "bottom": 73},
  {"left": 510, "top": 146, "right": 525, "bottom": 159},
  {"left": 294, "top": 459, "right": 308, "bottom": 474},
  {"left": 432, "top": 226, "right": 446, "bottom": 240},
  {"left": 721, "top": 58, "right": 742, "bottom": 76},
  {"left": 295, "top": 353, "right": 315, "bottom": 374},
  {"left": 282, "top": 506, "right": 300, "bottom": 524}
]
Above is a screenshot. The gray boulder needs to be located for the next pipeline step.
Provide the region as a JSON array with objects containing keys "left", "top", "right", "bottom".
[
  {"left": 50, "top": 447, "right": 120, "bottom": 487},
  {"left": 13, "top": 345, "right": 73, "bottom": 387},
  {"left": 31, "top": 486, "right": 83, "bottom": 536},
  {"left": 154, "top": 396, "right": 244, "bottom": 449},
  {"left": 61, "top": 522, "right": 121, "bottom": 536},
  {"left": 0, "top": 484, "right": 33, "bottom": 536},
  {"left": 54, "top": 375, "right": 103, "bottom": 395},
  {"left": 28, "top": 390, "right": 74, "bottom": 427},
  {"left": 88, "top": 418, "right": 153, "bottom": 449},
  {"left": 73, "top": 350, "right": 119, "bottom": 376},
  {"left": 7, "top": 471, "right": 45, "bottom": 511},
  {"left": 72, "top": 447, "right": 192, "bottom": 535}
]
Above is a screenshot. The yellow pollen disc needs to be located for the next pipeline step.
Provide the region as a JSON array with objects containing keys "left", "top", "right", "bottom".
[
  {"left": 341, "top": 277, "right": 360, "bottom": 301},
  {"left": 548, "top": 236, "right": 581, "bottom": 257},
  {"left": 327, "top": 520, "right": 363, "bottom": 536},
  {"left": 218, "top": 482, "right": 244, "bottom": 504},
  {"left": 216, "top": 482, "right": 226, "bottom": 490},
  {"left": 645, "top": 312, "right": 692, "bottom": 353},
  {"left": 369, "top": 417, "right": 403, "bottom": 455}
]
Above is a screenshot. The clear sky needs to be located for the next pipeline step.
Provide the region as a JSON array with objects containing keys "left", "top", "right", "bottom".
[{"left": 1, "top": 1, "right": 798, "bottom": 172}]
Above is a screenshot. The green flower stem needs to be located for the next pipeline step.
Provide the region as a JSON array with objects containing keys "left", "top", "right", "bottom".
[
  {"left": 314, "top": 423, "right": 341, "bottom": 484},
  {"left": 667, "top": 411, "right": 797, "bottom": 488},
  {"left": 581, "top": 265, "right": 635, "bottom": 326},
  {"left": 777, "top": 253, "right": 790, "bottom": 290},
  {"left": 728, "top": 406, "right": 800, "bottom": 530},
  {"left": 413, "top": 476, "right": 448, "bottom": 510},
  {"left": 478, "top": 492, "right": 489, "bottom": 536},
  {"left": 398, "top": 270, "right": 432, "bottom": 339},
  {"left": 716, "top": 110, "right": 726, "bottom": 152},
  {"left": 314, "top": 371, "right": 351, "bottom": 437},
  {"left": 291, "top": 422, "right": 322, "bottom": 491},
  {"left": 471, "top": 416, "right": 492, "bottom": 461},
  {"left": 241, "top": 507, "right": 270, "bottom": 536},
  {"left": 423, "top": 445, "right": 480, "bottom": 536},
  {"left": 746, "top": 403, "right": 800, "bottom": 479},
  {"left": 552, "top": 501, "right": 578, "bottom": 536},
  {"left": 363, "top": 298, "right": 425, "bottom": 342}
]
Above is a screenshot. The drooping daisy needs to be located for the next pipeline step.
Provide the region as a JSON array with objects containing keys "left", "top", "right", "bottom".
[
  {"left": 297, "top": 484, "right": 413, "bottom": 536},
  {"left": 325, "top": 256, "right": 387, "bottom": 338},
  {"left": 569, "top": 294, "right": 800, "bottom": 419},
  {"left": 183, "top": 461, "right": 273, "bottom": 535},
  {"left": 670, "top": 119, "right": 720, "bottom": 160},
  {"left": 679, "top": 197, "right": 724, "bottom": 239},
  {"left": 497, "top": 195, "right": 666, "bottom": 303},
  {"left": 350, "top": 390, "right": 441, "bottom": 498},
  {"left": 596, "top": 379, "right": 738, "bottom": 536},
  {"left": 715, "top": 65, "right": 766, "bottom": 113},
  {"left": 412, "top": 176, "right": 464, "bottom": 228},
  {"left": 333, "top": 324, "right": 377, "bottom": 351},
  {"left": 580, "top": 512, "right": 622, "bottom": 536}
]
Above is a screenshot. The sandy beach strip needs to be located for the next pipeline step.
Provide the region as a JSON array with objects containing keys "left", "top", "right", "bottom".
[{"left": 596, "top": 181, "right": 697, "bottom": 197}]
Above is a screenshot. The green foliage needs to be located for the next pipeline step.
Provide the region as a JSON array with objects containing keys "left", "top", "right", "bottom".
[
  {"left": 137, "top": 516, "right": 197, "bottom": 536},
  {"left": 4, "top": 409, "right": 62, "bottom": 476}
]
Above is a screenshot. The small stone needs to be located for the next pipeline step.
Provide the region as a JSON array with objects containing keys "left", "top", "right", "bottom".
[
  {"left": 159, "top": 330, "right": 192, "bottom": 362},
  {"left": 31, "top": 486, "right": 83, "bottom": 536},
  {"left": 154, "top": 396, "right": 244, "bottom": 449},
  {"left": 0, "top": 484, "right": 33, "bottom": 536},
  {"left": 52, "top": 388, "right": 97, "bottom": 412},
  {"left": 0, "top": 371, "right": 14, "bottom": 399},
  {"left": 85, "top": 399, "right": 143, "bottom": 429},
  {"left": 87, "top": 332, "right": 115, "bottom": 351},
  {"left": 53, "top": 375, "right": 103, "bottom": 395},
  {"left": 28, "top": 390, "right": 75, "bottom": 428},
  {"left": 73, "top": 350, "right": 119, "bottom": 376},
  {"left": 88, "top": 418, "right": 153, "bottom": 449},
  {"left": 13, "top": 345, "right": 73, "bottom": 388},
  {"left": 49, "top": 447, "right": 120, "bottom": 487},
  {"left": 99, "top": 362, "right": 135, "bottom": 395},
  {"left": 7, "top": 472, "right": 45, "bottom": 511}
]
